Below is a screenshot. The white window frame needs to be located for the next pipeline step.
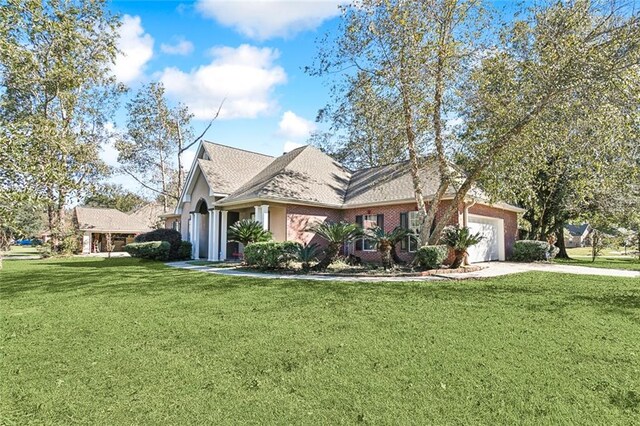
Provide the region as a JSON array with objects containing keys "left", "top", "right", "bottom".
[{"left": 407, "top": 211, "right": 421, "bottom": 252}]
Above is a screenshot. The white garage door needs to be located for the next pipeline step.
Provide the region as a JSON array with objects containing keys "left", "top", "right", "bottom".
[{"left": 466, "top": 215, "right": 504, "bottom": 263}]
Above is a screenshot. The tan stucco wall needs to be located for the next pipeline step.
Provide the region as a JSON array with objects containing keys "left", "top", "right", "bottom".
[
  {"left": 270, "top": 205, "right": 287, "bottom": 241},
  {"left": 179, "top": 170, "right": 214, "bottom": 240}
]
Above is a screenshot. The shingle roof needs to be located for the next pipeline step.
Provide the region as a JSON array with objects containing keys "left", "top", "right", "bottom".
[
  {"left": 75, "top": 207, "right": 152, "bottom": 233},
  {"left": 344, "top": 160, "right": 489, "bottom": 206},
  {"left": 217, "top": 145, "right": 351, "bottom": 206},
  {"left": 565, "top": 223, "right": 590, "bottom": 236},
  {"left": 201, "top": 143, "right": 519, "bottom": 211},
  {"left": 200, "top": 142, "right": 274, "bottom": 194}
]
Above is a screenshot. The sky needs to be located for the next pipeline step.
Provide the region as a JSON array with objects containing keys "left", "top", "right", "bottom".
[{"left": 104, "top": 0, "right": 347, "bottom": 192}]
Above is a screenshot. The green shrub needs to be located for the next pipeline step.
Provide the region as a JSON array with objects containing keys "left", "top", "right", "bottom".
[
  {"left": 244, "top": 241, "right": 298, "bottom": 269},
  {"left": 124, "top": 241, "right": 170, "bottom": 260},
  {"left": 134, "top": 229, "right": 182, "bottom": 260},
  {"left": 178, "top": 241, "right": 192, "bottom": 260},
  {"left": 415, "top": 245, "right": 449, "bottom": 270},
  {"left": 512, "top": 240, "right": 559, "bottom": 262}
]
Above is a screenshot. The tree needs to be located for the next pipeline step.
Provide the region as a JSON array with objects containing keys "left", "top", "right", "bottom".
[
  {"left": 441, "top": 226, "right": 483, "bottom": 269},
  {"left": 82, "top": 183, "right": 148, "bottom": 212},
  {"left": 0, "top": 0, "right": 121, "bottom": 249},
  {"left": 228, "top": 219, "right": 272, "bottom": 247},
  {"left": 366, "top": 226, "right": 410, "bottom": 270},
  {"left": 116, "top": 82, "right": 193, "bottom": 212},
  {"left": 311, "top": 0, "right": 640, "bottom": 249},
  {"left": 310, "top": 221, "right": 363, "bottom": 270}
]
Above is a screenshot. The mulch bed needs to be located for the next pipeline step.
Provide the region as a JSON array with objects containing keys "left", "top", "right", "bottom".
[{"left": 230, "top": 265, "right": 485, "bottom": 277}]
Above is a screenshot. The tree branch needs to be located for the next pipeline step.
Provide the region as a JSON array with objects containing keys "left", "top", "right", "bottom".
[
  {"left": 120, "top": 168, "right": 179, "bottom": 200},
  {"left": 179, "top": 98, "right": 226, "bottom": 154}
]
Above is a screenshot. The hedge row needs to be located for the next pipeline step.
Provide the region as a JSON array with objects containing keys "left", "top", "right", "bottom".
[
  {"left": 512, "top": 240, "right": 559, "bottom": 262},
  {"left": 124, "top": 241, "right": 170, "bottom": 260},
  {"left": 415, "top": 245, "right": 449, "bottom": 270},
  {"left": 244, "top": 241, "right": 299, "bottom": 269}
]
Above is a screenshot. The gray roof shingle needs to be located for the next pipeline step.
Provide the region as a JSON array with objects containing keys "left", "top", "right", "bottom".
[
  {"left": 200, "top": 142, "right": 274, "bottom": 195},
  {"left": 75, "top": 207, "right": 152, "bottom": 233},
  {"left": 218, "top": 145, "right": 351, "bottom": 206}
]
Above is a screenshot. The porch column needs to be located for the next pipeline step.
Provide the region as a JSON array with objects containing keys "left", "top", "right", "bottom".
[
  {"left": 190, "top": 212, "right": 199, "bottom": 259},
  {"left": 82, "top": 232, "right": 91, "bottom": 254},
  {"left": 208, "top": 209, "right": 220, "bottom": 261},
  {"left": 254, "top": 206, "right": 261, "bottom": 223},
  {"left": 260, "top": 204, "right": 269, "bottom": 231},
  {"left": 220, "top": 211, "right": 228, "bottom": 261}
]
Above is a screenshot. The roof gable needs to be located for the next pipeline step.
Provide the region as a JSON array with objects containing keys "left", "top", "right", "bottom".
[
  {"left": 218, "top": 145, "right": 351, "bottom": 206},
  {"left": 75, "top": 207, "right": 151, "bottom": 233}
]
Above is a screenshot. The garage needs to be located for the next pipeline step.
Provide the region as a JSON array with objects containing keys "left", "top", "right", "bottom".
[{"left": 466, "top": 215, "right": 505, "bottom": 263}]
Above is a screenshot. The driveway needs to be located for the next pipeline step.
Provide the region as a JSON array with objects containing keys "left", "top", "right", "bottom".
[{"left": 167, "top": 261, "right": 640, "bottom": 281}]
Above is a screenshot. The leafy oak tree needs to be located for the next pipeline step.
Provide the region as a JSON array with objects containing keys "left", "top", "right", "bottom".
[
  {"left": 82, "top": 183, "right": 149, "bottom": 212},
  {"left": 0, "top": 0, "right": 121, "bottom": 249},
  {"left": 311, "top": 0, "right": 640, "bottom": 248}
]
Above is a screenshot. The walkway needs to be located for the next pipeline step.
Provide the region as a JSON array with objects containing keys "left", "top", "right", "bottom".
[{"left": 166, "top": 261, "right": 640, "bottom": 281}]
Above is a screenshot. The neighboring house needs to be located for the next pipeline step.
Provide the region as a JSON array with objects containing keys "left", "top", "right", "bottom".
[
  {"left": 564, "top": 224, "right": 592, "bottom": 248},
  {"left": 166, "top": 142, "right": 525, "bottom": 263},
  {"left": 130, "top": 202, "right": 167, "bottom": 230},
  {"left": 74, "top": 207, "right": 152, "bottom": 254}
]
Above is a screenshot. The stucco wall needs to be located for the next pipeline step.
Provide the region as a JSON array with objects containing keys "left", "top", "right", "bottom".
[
  {"left": 286, "top": 205, "right": 342, "bottom": 246},
  {"left": 270, "top": 205, "right": 287, "bottom": 241},
  {"left": 179, "top": 171, "right": 214, "bottom": 240},
  {"left": 467, "top": 203, "right": 518, "bottom": 258}
]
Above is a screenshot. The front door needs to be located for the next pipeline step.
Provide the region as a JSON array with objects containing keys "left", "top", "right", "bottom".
[{"left": 226, "top": 212, "right": 240, "bottom": 259}]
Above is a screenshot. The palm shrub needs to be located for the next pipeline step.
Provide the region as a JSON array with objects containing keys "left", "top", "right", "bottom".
[
  {"left": 228, "top": 219, "right": 272, "bottom": 247},
  {"left": 311, "top": 221, "right": 363, "bottom": 270},
  {"left": 441, "top": 226, "right": 483, "bottom": 269},
  {"left": 366, "top": 226, "right": 410, "bottom": 270},
  {"left": 295, "top": 242, "right": 321, "bottom": 271}
]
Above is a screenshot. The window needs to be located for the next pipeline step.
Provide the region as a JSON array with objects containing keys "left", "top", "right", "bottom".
[
  {"left": 407, "top": 211, "right": 421, "bottom": 252},
  {"left": 355, "top": 214, "right": 383, "bottom": 251}
]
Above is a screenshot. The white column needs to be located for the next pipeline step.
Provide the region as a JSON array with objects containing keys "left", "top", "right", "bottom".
[
  {"left": 254, "top": 206, "right": 261, "bottom": 223},
  {"left": 260, "top": 204, "right": 269, "bottom": 231},
  {"left": 82, "top": 232, "right": 91, "bottom": 254},
  {"left": 208, "top": 209, "right": 220, "bottom": 261},
  {"left": 191, "top": 212, "right": 199, "bottom": 259},
  {"left": 220, "top": 211, "right": 228, "bottom": 261}
]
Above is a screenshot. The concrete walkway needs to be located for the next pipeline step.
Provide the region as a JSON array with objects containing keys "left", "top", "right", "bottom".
[{"left": 166, "top": 261, "right": 640, "bottom": 281}]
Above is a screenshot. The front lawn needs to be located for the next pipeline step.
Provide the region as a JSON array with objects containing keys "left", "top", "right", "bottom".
[
  {"left": 1, "top": 258, "right": 639, "bottom": 424},
  {"left": 555, "top": 256, "right": 640, "bottom": 271}
]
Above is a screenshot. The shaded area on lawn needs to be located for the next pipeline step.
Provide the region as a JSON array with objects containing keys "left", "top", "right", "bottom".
[{"left": 1, "top": 257, "right": 639, "bottom": 424}]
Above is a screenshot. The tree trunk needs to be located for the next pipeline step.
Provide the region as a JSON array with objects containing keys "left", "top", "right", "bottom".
[
  {"left": 555, "top": 225, "right": 570, "bottom": 259},
  {"left": 313, "top": 243, "right": 340, "bottom": 271}
]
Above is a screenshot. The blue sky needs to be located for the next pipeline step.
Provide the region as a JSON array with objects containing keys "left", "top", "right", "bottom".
[{"left": 105, "top": 0, "right": 346, "bottom": 191}]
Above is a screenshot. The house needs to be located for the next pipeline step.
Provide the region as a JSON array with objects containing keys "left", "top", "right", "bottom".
[
  {"left": 130, "top": 202, "right": 167, "bottom": 230},
  {"left": 165, "top": 141, "right": 525, "bottom": 263},
  {"left": 564, "top": 224, "right": 592, "bottom": 248},
  {"left": 74, "top": 207, "right": 152, "bottom": 254}
]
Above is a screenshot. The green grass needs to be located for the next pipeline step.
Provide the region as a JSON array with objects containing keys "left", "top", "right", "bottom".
[
  {"left": 1, "top": 258, "right": 639, "bottom": 424},
  {"left": 555, "top": 256, "right": 640, "bottom": 271},
  {"left": 1, "top": 245, "right": 40, "bottom": 258},
  {"left": 566, "top": 247, "right": 631, "bottom": 257}
]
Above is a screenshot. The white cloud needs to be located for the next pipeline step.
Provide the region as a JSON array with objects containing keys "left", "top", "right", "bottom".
[
  {"left": 277, "top": 111, "right": 316, "bottom": 140},
  {"left": 160, "top": 37, "right": 194, "bottom": 56},
  {"left": 283, "top": 141, "right": 305, "bottom": 153},
  {"left": 112, "top": 15, "right": 154, "bottom": 84},
  {"left": 159, "top": 44, "right": 287, "bottom": 120},
  {"left": 195, "top": 0, "right": 344, "bottom": 40}
]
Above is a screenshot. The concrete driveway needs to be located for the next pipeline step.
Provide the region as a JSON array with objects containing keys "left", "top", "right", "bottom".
[{"left": 446, "top": 261, "right": 640, "bottom": 279}]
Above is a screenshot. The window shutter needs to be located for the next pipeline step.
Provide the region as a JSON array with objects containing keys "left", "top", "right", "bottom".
[
  {"left": 376, "top": 214, "right": 384, "bottom": 231},
  {"left": 400, "top": 212, "right": 408, "bottom": 251},
  {"left": 355, "top": 215, "right": 363, "bottom": 250}
]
